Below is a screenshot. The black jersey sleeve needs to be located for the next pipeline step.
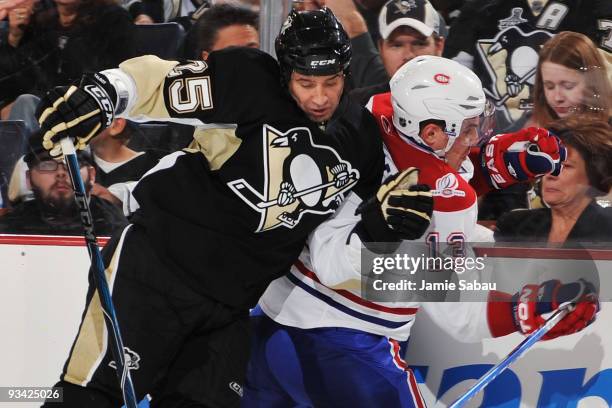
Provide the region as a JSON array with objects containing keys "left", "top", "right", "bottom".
[
  {"left": 116, "top": 48, "right": 289, "bottom": 126},
  {"left": 328, "top": 98, "right": 384, "bottom": 201}
]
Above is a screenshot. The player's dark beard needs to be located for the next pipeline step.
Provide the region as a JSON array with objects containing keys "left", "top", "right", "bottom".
[{"left": 32, "top": 174, "right": 92, "bottom": 221}]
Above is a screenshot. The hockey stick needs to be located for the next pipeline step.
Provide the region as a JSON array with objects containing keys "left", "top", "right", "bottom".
[
  {"left": 230, "top": 175, "right": 357, "bottom": 209},
  {"left": 448, "top": 303, "right": 574, "bottom": 408},
  {"left": 60, "top": 138, "right": 138, "bottom": 408}
]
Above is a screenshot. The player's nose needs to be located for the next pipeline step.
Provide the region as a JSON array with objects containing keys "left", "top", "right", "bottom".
[{"left": 311, "top": 86, "right": 329, "bottom": 106}]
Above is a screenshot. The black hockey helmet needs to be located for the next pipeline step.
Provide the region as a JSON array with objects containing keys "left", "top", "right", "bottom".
[{"left": 275, "top": 7, "right": 351, "bottom": 84}]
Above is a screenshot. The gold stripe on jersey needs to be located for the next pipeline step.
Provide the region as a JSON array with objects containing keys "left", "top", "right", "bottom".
[
  {"left": 119, "top": 55, "right": 179, "bottom": 120},
  {"left": 64, "top": 243, "right": 122, "bottom": 385},
  {"left": 187, "top": 127, "right": 242, "bottom": 170}
]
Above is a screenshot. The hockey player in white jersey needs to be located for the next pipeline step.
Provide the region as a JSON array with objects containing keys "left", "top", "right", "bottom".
[{"left": 242, "top": 56, "right": 599, "bottom": 407}]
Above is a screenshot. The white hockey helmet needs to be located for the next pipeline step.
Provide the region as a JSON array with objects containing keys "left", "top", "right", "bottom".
[{"left": 390, "top": 55, "right": 490, "bottom": 155}]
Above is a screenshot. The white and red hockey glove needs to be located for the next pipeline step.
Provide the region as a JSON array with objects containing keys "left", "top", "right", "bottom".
[
  {"left": 488, "top": 279, "right": 599, "bottom": 340},
  {"left": 480, "top": 127, "right": 567, "bottom": 190}
]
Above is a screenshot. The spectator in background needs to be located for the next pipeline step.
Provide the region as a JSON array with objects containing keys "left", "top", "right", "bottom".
[
  {"left": 324, "top": 0, "right": 445, "bottom": 91},
  {"left": 0, "top": 0, "right": 135, "bottom": 118},
  {"left": 0, "top": 134, "right": 127, "bottom": 235},
  {"left": 531, "top": 31, "right": 611, "bottom": 128},
  {"left": 89, "top": 118, "right": 163, "bottom": 208},
  {"left": 181, "top": 2, "right": 259, "bottom": 59},
  {"left": 495, "top": 116, "right": 612, "bottom": 244},
  {"left": 376, "top": 0, "right": 445, "bottom": 78},
  {"left": 347, "top": 0, "right": 460, "bottom": 42},
  {"left": 176, "top": 2, "right": 260, "bottom": 154},
  {"left": 445, "top": 0, "right": 610, "bottom": 220},
  {"left": 443, "top": 0, "right": 611, "bottom": 133}
]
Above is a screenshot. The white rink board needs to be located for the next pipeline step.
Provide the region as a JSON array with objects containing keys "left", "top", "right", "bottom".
[
  {"left": 0, "top": 237, "right": 95, "bottom": 408},
  {"left": 1, "top": 238, "right": 611, "bottom": 407},
  {"left": 406, "top": 248, "right": 612, "bottom": 407}
]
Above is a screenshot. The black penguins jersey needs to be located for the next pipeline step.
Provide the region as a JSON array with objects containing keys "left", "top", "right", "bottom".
[
  {"left": 105, "top": 48, "right": 384, "bottom": 309},
  {"left": 443, "top": 0, "right": 612, "bottom": 132}
]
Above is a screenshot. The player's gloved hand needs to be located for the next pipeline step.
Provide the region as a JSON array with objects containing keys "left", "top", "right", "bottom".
[
  {"left": 36, "top": 72, "right": 116, "bottom": 159},
  {"left": 278, "top": 181, "right": 297, "bottom": 206},
  {"left": 488, "top": 279, "right": 599, "bottom": 340},
  {"left": 331, "top": 163, "right": 349, "bottom": 188},
  {"left": 481, "top": 127, "right": 567, "bottom": 189},
  {"left": 356, "top": 167, "right": 433, "bottom": 242}
]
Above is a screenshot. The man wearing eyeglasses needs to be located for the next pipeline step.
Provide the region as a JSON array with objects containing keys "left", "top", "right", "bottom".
[{"left": 0, "top": 135, "right": 126, "bottom": 236}]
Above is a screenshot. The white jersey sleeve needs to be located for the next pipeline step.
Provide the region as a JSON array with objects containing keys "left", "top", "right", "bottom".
[{"left": 307, "top": 191, "right": 364, "bottom": 288}]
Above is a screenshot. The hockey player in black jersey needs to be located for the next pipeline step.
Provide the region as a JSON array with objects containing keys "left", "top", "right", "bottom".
[{"left": 36, "top": 8, "right": 433, "bottom": 408}]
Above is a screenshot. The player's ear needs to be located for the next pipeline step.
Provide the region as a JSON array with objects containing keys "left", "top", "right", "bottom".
[
  {"left": 108, "top": 118, "right": 127, "bottom": 136},
  {"left": 420, "top": 122, "right": 443, "bottom": 144},
  {"left": 201, "top": 50, "right": 210, "bottom": 61}
]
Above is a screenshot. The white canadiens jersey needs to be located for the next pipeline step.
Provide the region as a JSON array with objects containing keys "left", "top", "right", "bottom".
[{"left": 258, "top": 93, "right": 494, "bottom": 341}]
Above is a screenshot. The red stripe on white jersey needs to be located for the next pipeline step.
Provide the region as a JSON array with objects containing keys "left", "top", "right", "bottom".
[
  {"left": 293, "top": 259, "right": 419, "bottom": 316},
  {"left": 388, "top": 339, "right": 427, "bottom": 408}
]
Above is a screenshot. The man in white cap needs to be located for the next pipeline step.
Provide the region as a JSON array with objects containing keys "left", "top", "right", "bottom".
[
  {"left": 377, "top": 0, "right": 446, "bottom": 77},
  {"left": 324, "top": 0, "right": 446, "bottom": 90}
]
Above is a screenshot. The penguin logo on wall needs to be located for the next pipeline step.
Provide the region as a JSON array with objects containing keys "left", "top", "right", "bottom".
[
  {"left": 228, "top": 125, "right": 359, "bottom": 232},
  {"left": 476, "top": 25, "right": 552, "bottom": 130}
]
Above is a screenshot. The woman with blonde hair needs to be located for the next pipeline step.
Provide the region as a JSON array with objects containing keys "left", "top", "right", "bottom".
[{"left": 532, "top": 31, "right": 611, "bottom": 128}]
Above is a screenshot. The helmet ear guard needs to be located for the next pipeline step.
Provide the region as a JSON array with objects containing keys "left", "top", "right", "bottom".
[{"left": 275, "top": 7, "right": 352, "bottom": 85}]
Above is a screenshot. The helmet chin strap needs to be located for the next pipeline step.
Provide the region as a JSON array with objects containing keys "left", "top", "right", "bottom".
[{"left": 434, "top": 131, "right": 457, "bottom": 157}]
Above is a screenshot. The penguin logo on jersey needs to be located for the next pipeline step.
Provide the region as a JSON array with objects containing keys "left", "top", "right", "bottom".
[
  {"left": 476, "top": 25, "right": 552, "bottom": 129},
  {"left": 228, "top": 125, "right": 359, "bottom": 232}
]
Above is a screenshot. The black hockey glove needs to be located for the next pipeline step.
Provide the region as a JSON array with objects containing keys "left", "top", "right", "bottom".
[
  {"left": 37, "top": 72, "right": 116, "bottom": 159},
  {"left": 356, "top": 167, "right": 433, "bottom": 242}
]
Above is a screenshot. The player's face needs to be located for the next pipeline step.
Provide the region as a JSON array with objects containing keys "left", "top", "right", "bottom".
[
  {"left": 289, "top": 71, "right": 344, "bottom": 123},
  {"left": 445, "top": 117, "right": 480, "bottom": 170},
  {"left": 379, "top": 27, "right": 443, "bottom": 77},
  {"left": 541, "top": 146, "right": 590, "bottom": 207},
  {"left": 541, "top": 61, "right": 586, "bottom": 118}
]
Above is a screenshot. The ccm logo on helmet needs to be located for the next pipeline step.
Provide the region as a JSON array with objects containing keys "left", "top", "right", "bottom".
[
  {"left": 311, "top": 59, "right": 337, "bottom": 67},
  {"left": 434, "top": 73, "right": 450, "bottom": 84}
]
